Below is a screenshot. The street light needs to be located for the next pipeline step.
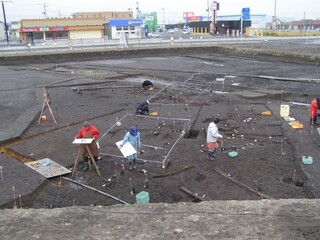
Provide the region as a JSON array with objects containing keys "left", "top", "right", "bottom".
[{"left": 162, "top": 7, "right": 165, "bottom": 25}]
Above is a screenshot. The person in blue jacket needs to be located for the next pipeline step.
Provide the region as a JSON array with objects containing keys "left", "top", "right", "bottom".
[{"left": 120, "top": 126, "right": 141, "bottom": 170}]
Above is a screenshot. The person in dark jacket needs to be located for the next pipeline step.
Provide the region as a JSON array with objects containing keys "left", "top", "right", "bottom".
[
  {"left": 136, "top": 100, "right": 150, "bottom": 115},
  {"left": 142, "top": 80, "right": 153, "bottom": 90}
]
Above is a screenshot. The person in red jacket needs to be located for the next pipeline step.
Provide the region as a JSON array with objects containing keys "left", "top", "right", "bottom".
[
  {"left": 310, "top": 98, "right": 320, "bottom": 126},
  {"left": 75, "top": 121, "right": 101, "bottom": 170}
]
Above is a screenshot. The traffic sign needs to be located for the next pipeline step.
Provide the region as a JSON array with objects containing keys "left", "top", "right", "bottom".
[{"left": 242, "top": 8, "right": 250, "bottom": 20}]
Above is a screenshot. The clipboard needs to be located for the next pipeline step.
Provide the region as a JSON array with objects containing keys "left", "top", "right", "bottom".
[
  {"left": 116, "top": 140, "right": 137, "bottom": 157},
  {"left": 72, "top": 138, "right": 94, "bottom": 144}
]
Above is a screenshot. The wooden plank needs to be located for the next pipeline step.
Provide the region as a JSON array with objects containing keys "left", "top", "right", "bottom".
[
  {"left": 180, "top": 186, "right": 205, "bottom": 201},
  {"left": 152, "top": 165, "right": 194, "bottom": 178},
  {"left": 25, "top": 158, "right": 71, "bottom": 178}
]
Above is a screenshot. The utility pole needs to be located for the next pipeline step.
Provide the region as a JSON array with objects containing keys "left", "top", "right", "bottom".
[
  {"left": 42, "top": 3, "right": 48, "bottom": 18},
  {"left": 206, "top": 0, "right": 209, "bottom": 21},
  {"left": 273, "top": 0, "right": 277, "bottom": 30},
  {"left": 135, "top": 2, "right": 141, "bottom": 19},
  {"left": 1, "top": 0, "right": 11, "bottom": 44}
]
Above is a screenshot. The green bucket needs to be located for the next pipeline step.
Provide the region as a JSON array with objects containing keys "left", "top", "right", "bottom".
[
  {"left": 302, "top": 156, "right": 313, "bottom": 165},
  {"left": 136, "top": 191, "right": 149, "bottom": 204},
  {"left": 228, "top": 151, "right": 238, "bottom": 158}
]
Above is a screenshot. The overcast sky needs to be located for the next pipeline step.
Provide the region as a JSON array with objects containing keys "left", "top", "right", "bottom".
[{"left": 1, "top": 0, "right": 319, "bottom": 23}]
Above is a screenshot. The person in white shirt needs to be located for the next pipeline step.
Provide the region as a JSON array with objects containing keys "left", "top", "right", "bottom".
[{"left": 206, "top": 118, "right": 223, "bottom": 160}]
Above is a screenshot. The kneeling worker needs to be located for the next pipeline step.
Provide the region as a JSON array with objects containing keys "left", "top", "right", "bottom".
[
  {"left": 137, "top": 100, "right": 150, "bottom": 115},
  {"left": 142, "top": 80, "right": 153, "bottom": 91},
  {"left": 74, "top": 121, "right": 101, "bottom": 170}
]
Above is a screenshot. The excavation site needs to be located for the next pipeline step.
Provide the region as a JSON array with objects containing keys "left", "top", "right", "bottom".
[{"left": 1, "top": 42, "right": 320, "bottom": 209}]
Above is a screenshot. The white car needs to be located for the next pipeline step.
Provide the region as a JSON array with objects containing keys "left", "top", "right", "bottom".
[
  {"left": 167, "top": 29, "right": 174, "bottom": 34},
  {"left": 182, "top": 30, "right": 190, "bottom": 35},
  {"left": 148, "top": 32, "right": 161, "bottom": 38}
]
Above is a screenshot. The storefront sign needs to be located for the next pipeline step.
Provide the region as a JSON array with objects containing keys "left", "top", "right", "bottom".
[
  {"left": 110, "top": 19, "right": 142, "bottom": 26},
  {"left": 20, "top": 27, "right": 40, "bottom": 32},
  {"left": 20, "top": 26, "right": 69, "bottom": 32},
  {"left": 49, "top": 27, "right": 68, "bottom": 31},
  {"left": 183, "top": 12, "right": 194, "bottom": 18},
  {"left": 188, "top": 16, "right": 200, "bottom": 21}
]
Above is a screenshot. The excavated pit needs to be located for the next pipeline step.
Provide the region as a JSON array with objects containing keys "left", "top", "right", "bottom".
[{"left": 1, "top": 43, "right": 320, "bottom": 208}]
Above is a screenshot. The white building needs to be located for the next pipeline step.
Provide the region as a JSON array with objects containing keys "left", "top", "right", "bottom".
[
  {"left": 10, "top": 21, "right": 21, "bottom": 39},
  {"left": 0, "top": 21, "right": 5, "bottom": 40},
  {"left": 217, "top": 14, "right": 269, "bottom": 29},
  {"left": 106, "top": 19, "right": 143, "bottom": 39}
]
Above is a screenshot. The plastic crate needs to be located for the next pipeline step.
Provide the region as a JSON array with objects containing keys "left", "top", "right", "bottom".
[{"left": 136, "top": 191, "right": 149, "bottom": 204}]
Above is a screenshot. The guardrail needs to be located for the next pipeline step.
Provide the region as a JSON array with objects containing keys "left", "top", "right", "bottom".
[{"left": 0, "top": 36, "right": 319, "bottom": 56}]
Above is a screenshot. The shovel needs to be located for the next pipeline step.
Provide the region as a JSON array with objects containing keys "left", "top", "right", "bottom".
[
  {"left": 220, "top": 139, "right": 225, "bottom": 152},
  {"left": 129, "top": 177, "right": 136, "bottom": 195}
]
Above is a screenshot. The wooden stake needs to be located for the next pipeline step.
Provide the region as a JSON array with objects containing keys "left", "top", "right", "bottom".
[
  {"left": 213, "top": 167, "right": 272, "bottom": 199},
  {"left": 63, "top": 177, "right": 128, "bottom": 204}
]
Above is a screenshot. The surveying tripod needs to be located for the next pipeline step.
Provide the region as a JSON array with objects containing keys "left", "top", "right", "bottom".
[{"left": 38, "top": 93, "right": 57, "bottom": 125}]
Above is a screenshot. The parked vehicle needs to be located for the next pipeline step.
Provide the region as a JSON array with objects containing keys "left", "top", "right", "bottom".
[
  {"left": 167, "top": 29, "right": 174, "bottom": 34},
  {"left": 148, "top": 32, "right": 161, "bottom": 38}
]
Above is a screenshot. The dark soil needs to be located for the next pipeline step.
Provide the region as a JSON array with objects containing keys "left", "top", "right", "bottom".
[{"left": 2, "top": 41, "right": 320, "bottom": 208}]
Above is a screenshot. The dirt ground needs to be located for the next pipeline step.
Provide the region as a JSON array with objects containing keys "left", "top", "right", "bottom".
[{"left": 1, "top": 41, "right": 320, "bottom": 208}]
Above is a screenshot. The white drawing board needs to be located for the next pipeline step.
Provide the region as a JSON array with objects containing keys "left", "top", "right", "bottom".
[
  {"left": 116, "top": 140, "right": 137, "bottom": 157},
  {"left": 73, "top": 138, "right": 94, "bottom": 144}
]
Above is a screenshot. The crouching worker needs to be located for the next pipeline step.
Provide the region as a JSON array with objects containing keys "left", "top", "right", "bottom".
[
  {"left": 136, "top": 100, "right": 150, "bottom": 115},
  {"left": 310, "top": 98, "right": 320, "bottom": 126},
  {"left": 142, "top": 80, "right": 153, "bottom": 91},
  {"left": 120, "top": 126, "right": 140, "bottom": 171},
  {"left": 74, "top": 121, "right": 101, "bottom": 171},
  {"left": 206, "top": 118, "right": 223, "bottom": 161}
]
